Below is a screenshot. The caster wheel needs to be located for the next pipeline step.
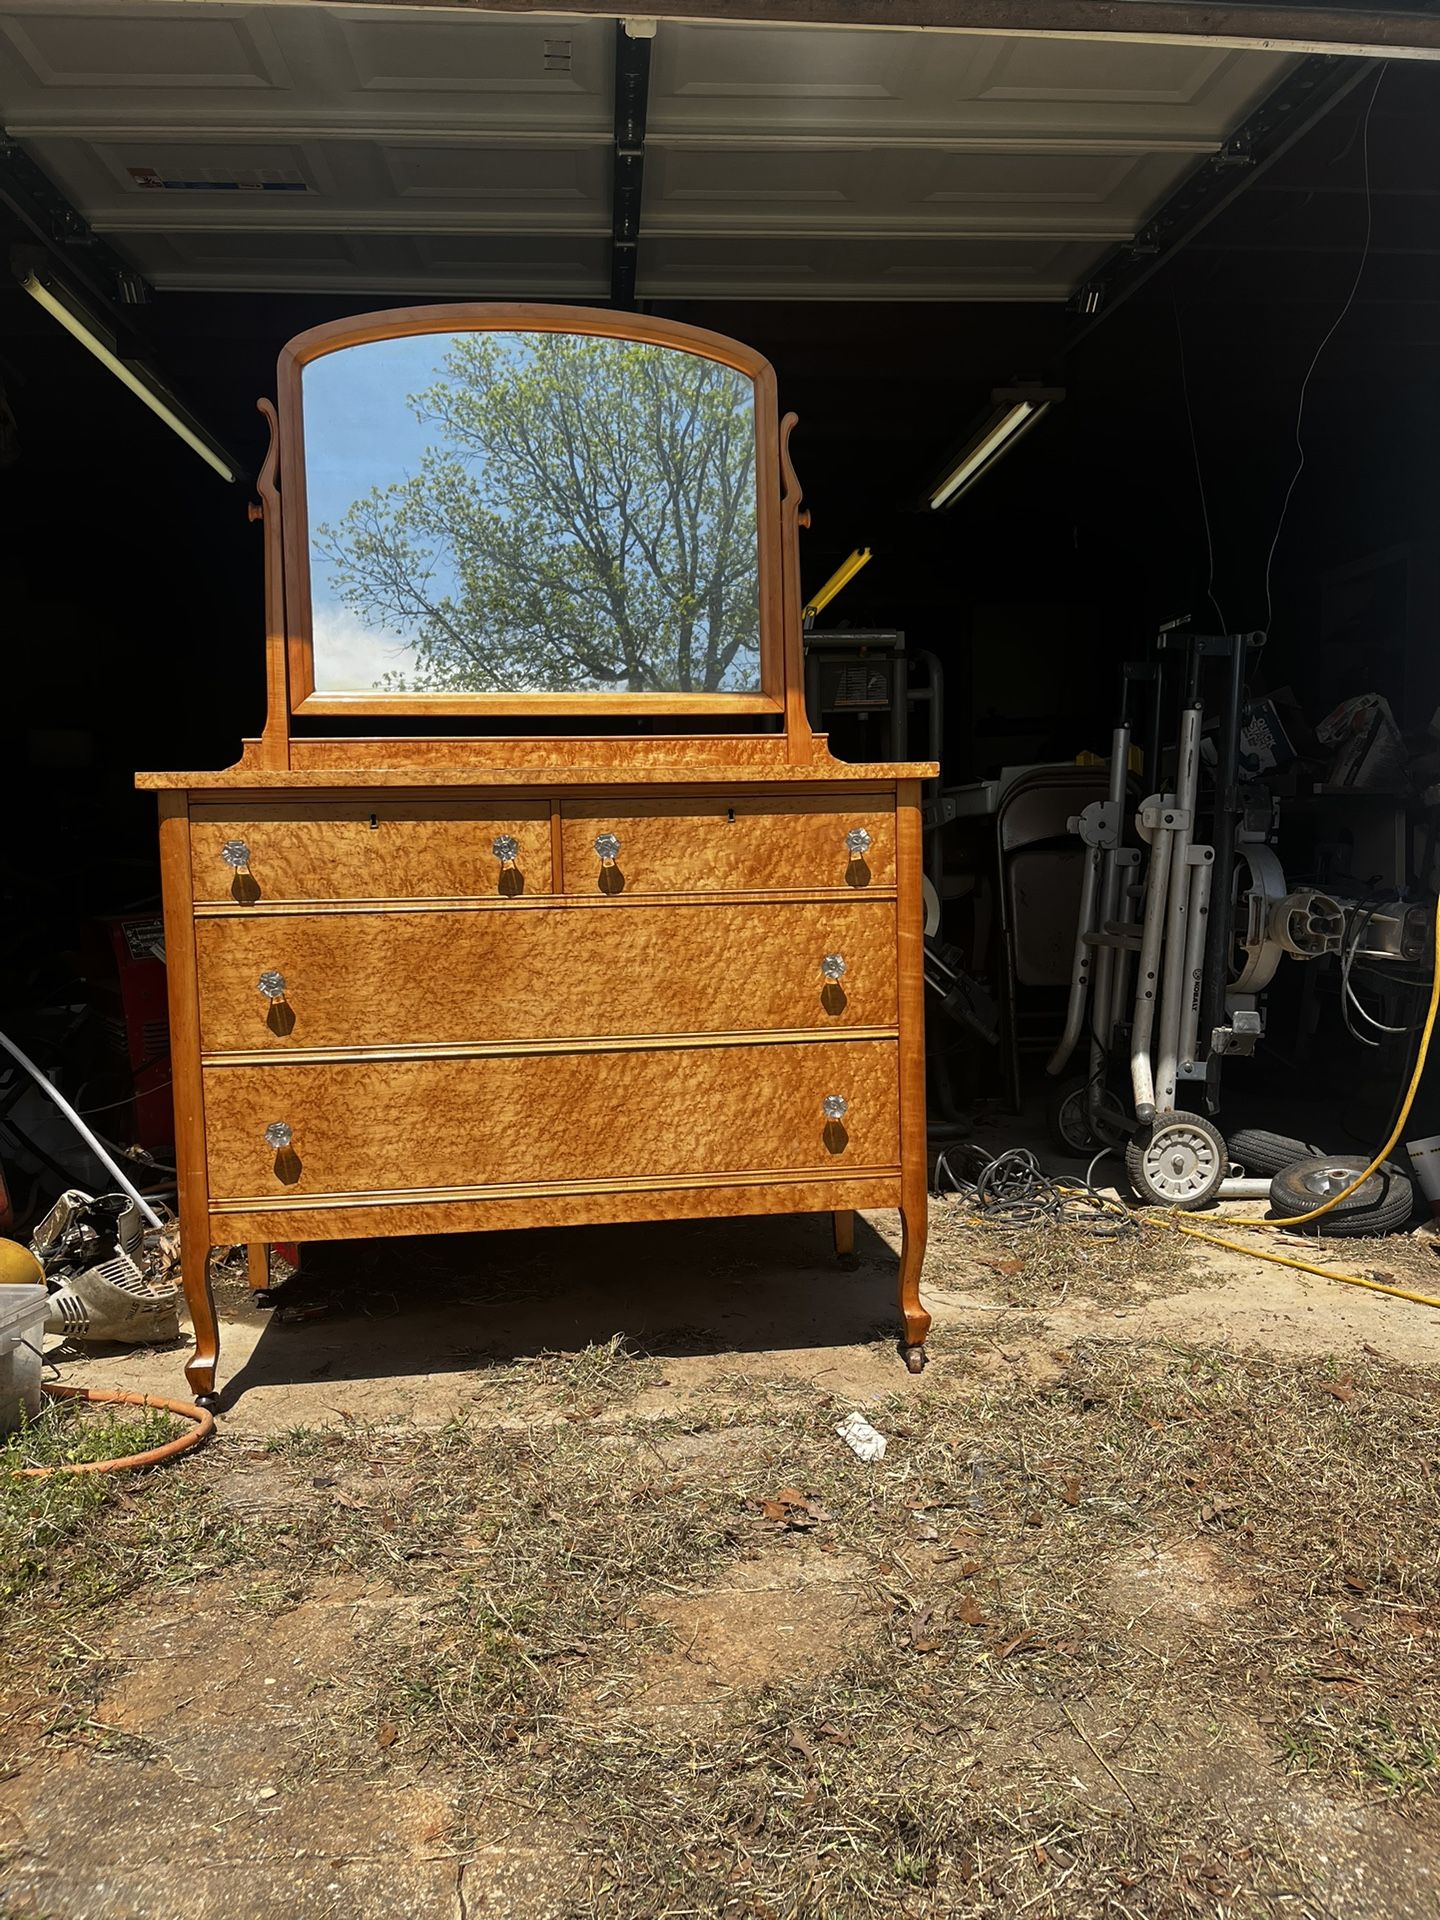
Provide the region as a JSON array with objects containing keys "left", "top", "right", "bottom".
[
  {"left": 1125, "top": 1112, "right": 1227, "bottom": 1211},
  {"left": 1047, "top": 1076, "right": 1129, "bottom": 1156},
  {"left": 903, "top": 1345, "right": 927, "bottom": 1374},
  {"left": 194, "top": 1393, "right": 221, "bottom": 1414}
]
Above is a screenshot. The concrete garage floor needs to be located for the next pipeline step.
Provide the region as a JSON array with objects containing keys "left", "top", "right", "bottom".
[{"left": 4, "top": 1194, "right": 1440, "bottom": 1919}]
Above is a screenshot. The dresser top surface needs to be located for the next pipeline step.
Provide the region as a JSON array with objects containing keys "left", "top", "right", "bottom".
[{"left": 138, "top": 760, "right": 938, "bottom": 792}]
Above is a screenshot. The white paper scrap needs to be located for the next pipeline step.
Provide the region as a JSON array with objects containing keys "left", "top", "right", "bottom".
[{"left": 835, "top": 1411, "right": 887, "bottom": 1463}]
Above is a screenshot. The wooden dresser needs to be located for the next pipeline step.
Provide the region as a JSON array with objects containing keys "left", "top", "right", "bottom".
[{"left": 139, "top": 306, "right": 934, "bottom": 1406}]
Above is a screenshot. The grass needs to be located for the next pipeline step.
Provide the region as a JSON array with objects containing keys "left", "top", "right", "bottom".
[
  {"left": 2, "top": 1332, "right": 1438, "bottom": 1915},
  {"left": 0, "top": 1400, "right": 191, "bottom": 1607},
  {"left": 928, "top": 1195, "right": 1199, "bottom": 1308}
]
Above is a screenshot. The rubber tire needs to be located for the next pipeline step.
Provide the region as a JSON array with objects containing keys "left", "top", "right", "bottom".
[
  {"left": 1047, "top": 1077, "right": 1129, "bottom": 1156},
  {"left": 1269, "top": 1154, "right": 1416, "bottom": 1238},
  {"left": 1227, "top": 1127, "right": 1325, "bottom": 1179},
  {"left": 1126, "top": 1112, "right": 1228, "bottom": 1211}
]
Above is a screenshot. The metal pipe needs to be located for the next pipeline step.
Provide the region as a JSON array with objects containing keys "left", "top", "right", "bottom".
[
  {"left": 1087, "top": 722, "right": 1132, "bottom": 1113},
  {"left": 1050, "top": 720, "right": 1130, "bottom": 1078},
  {"left": 1113, "top": 852, "right": 1139, "bottom": 1026},
  {"left": 1177, "top": 854, "right": 1214, "bottom": 1072},
  {"left": 1129, "top": 808, "right": 1174, "bottom": 1124},
  {"left": 1200, "top": 634, "right": 1250, "bottom": 1073},
  {"left": 1155, "top": 705, "right": 1202, "bottom": 1112},
  {"left": 1048, "top": 843, "right": 1101, "bottom": 1075}
]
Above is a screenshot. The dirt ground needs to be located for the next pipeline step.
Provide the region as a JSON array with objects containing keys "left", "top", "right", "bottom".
[{"left": 3, "top": 1182, "right": 1440, "bottom": 1919}]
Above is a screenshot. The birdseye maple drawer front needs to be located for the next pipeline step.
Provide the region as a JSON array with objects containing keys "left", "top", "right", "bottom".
[
  {"left": 560, "top": 794, "right": 895, "bottom": 895},
  {"left": 194, "top": 900, "right": 898, "bottom": 1052},
  {"left": 188, "top": 801, "right": 552, "bottom": 903},
  {"left": 203, "top": 1040, "right": 900, "bottom": 1201}
]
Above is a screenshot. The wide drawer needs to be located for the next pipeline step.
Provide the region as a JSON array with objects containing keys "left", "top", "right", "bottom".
[
  {"left": 189, "top": 801, "right": 552, "bottom": 903},
  {"left": 559, "top": 794, "right": 894, "bottom": 894},
  {"left": 195, "top": 899, "right": 897, "bottom": 1052},
  {"left": 203, "top": 1039, "right": 899, "bottom": 1201}
]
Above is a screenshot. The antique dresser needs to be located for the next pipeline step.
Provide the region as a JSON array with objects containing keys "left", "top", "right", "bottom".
[{"left": 138, "top": 306, "right": 935, "bottom": 1406}]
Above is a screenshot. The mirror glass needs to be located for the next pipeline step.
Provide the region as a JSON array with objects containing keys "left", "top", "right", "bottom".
[{"left": 301, "top": 330, "right": 762, "bottom": 697}]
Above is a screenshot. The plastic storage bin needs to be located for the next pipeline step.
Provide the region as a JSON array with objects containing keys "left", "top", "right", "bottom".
[{"left": 0, "top": 1284, "right": 48, "bottom": 1433}]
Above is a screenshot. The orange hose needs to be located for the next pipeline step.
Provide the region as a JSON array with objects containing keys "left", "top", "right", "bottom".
[{"left": 8, "top": 1384, "right": 213, "bottom": 1479}]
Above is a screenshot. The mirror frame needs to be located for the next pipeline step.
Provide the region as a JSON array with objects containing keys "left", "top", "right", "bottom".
[{"left": 276, "top": 304, "right": 786, "bottom": 718}]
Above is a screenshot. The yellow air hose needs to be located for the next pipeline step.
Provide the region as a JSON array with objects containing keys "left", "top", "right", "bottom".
[{"left": 1168, "top": 899, "right": 1440, "bottom": 1308}]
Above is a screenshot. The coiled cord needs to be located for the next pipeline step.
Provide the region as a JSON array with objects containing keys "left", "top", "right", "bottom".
[{"left": 933, "top": 1143, "right": 1136, "bottom": 1239}]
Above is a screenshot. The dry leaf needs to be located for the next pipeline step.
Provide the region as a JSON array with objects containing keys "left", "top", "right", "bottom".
[
  {"left": 1318, "top": 1377, "right": 1355, "bottom": 1403},
  {"left": 979, "top": 1255, "right": 1025, "bottom": 1276},
  {"left": 957, "top": 1594, "right": 987, "bottom": 1627},
  {"left": 1061, "top": 1475, "right": 1081, "bottom": 1507},
  {"left": 997, "top": 1630, "right": 1043, "bottom": 1660},
  {"left": 376, "top": 1722, "right": 398, "bottom": 1749}
]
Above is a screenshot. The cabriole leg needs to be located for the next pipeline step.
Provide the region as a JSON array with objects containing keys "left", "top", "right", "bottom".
[
  {"left": 180, "top": 1195, "right": 220, "bottom": 1406},
  {"left": 898, "top": 1200, "right": 931, "bottom": 1373}
]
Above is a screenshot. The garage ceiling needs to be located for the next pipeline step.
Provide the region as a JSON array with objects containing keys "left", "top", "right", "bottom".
[{"left": 0, "top": 2, "right": 1297, "bottom": 301}]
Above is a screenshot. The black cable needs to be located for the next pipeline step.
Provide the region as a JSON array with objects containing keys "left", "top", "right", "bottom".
[
  {"left": 933, "top": 1142, "right": 1137, "bottom": 1239},
  {"left": 1261, "top": 64, "right": 1386, "bottom": 636},
  {"left": 1174, "top": 302, "right": 1229, "bottom": 634}
]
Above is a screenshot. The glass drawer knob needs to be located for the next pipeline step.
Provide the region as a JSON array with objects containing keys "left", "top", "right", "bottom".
[
  {"left": 594, "top": 832, "right": 622, "bottom": 863},
  {"left": 264, "top": 1121, "right": 293, "bottom": 1151},
  {"left": 822, "top": 1095, "right": 849, "bottom": 1122},
  {"left": 821, "top": 954, "right": 847, "bottom": 982},
  {"left": 492, "top": 834, "right": 519, "bottom": 866},
  {"left": 221, "top": 839, "right": 251, "bottom": 870},
  {"left": 845, "top": 827, "right": 872, "bottom": 858},
  {"left": 257, "top": 970, "right": 286, "bottom": 1001}
]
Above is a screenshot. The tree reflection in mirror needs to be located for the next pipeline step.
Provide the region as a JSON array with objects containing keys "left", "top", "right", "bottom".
[{"left": 303, "top": 331, "right": 762, "bottom": 697}]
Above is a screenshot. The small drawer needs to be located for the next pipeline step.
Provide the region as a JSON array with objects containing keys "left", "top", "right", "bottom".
[
  {"left": 189, "top": 801, "right": 552, "bottom": 904},
  {"left": 560, "top": 794, "right": 895, "bottom": 895},
  {"left": 194, "top": 899, "right": 898, "bottom": 1052},
  {"left": 203, "top": 1039, "right": 900, "bottom": 1201}
]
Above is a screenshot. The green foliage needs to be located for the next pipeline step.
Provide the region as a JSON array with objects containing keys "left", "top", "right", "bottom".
[{"left": 316, "top": 333, "right": 761, "bottom": 694}]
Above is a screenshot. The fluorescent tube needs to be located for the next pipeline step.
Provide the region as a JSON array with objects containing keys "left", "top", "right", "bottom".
[{"left": 22, "top": 268, "right": 236, "bottom": 482}]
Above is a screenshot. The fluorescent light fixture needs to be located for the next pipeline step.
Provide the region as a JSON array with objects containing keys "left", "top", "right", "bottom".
[
  {"left": 21, "top": 266, "right": 237, "bottom": 482},
  {"left": 928, "top": 386, "right": 1062, "bottom": 511}
]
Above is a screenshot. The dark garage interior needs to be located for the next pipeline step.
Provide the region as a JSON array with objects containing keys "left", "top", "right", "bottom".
[{"left": 3, "top": 26, "right": 1437, "bottom": 1207}]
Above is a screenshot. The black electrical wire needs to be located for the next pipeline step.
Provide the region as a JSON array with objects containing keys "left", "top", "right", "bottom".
[
  {"left": 933, "top": 1143, "right": 1137, "bottom": 1239},
  {"left": 1261, "top": 63, "right": 1386, "bottom": 637},
  {"left": 1174, "top": 302, "right": 1229, "bottom": 634}
]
